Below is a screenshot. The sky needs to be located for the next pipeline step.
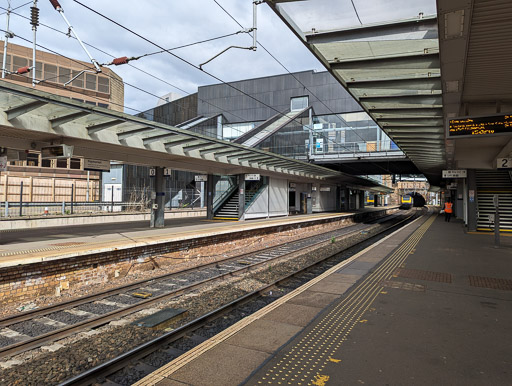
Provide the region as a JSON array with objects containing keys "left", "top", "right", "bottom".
[{"left": 1, "top": 0, "right": 436, "bottom": 114}]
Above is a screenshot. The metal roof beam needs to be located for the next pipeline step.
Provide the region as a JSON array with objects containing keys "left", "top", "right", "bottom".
[
  {"left": 182, "top": 142, "right": 213, "bottom": 152},
  {"left": 49, "top": 111, "right": 89, "bottom": 127},
  {"left": 118, "top": 127, "right": 154, "bottom": 140},
  {"left": 143, "top": 132, "right": 180, "bottom": 145},
  {"left": 6, "top": 100, "right": 47, "bottom": 120},
  {"left": 164, "top": 138, "right": 195, "bottom": 148},
  {"left": 87, "top": 119, "right": 125, "bottom": 134},
  {"left": 199, "top": 145, "right": 229, "bottom": 155}
]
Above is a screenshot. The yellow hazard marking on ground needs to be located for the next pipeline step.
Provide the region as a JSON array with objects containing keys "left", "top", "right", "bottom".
[
  {"left": 359, "top": 319, "right": 368, "bottom": 323},
  {"left": 328, "top": 357, "right": 341, "bottom": 363},
  {"left": 312, "top": 375, "right": 330, "bottom": 385},
  {"left": 380, "top": 291, "right": 388, "bottom": 294},
  {"left": 247, "top": 214, "right": 437, "bottom": 385},
  {"left": 133, "top": 211, "right": 427, "bottom": 386}
]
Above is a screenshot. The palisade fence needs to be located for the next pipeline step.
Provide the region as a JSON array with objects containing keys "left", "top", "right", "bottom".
[{"left": 0, "top": 176, "right": 204, "bottom": 218}]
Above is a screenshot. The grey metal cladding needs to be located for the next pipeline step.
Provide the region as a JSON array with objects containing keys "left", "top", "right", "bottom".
[{"left": 197, "top": 70, "right": 362, "bottom": 123}]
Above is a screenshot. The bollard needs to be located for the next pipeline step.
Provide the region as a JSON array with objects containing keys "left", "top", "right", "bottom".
[{"left": 44, "top": 206, "right": 48, "bottom": 216}]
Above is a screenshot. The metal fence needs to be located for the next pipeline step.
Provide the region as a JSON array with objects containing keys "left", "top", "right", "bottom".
[{"left": 0, "top": 188, "right": 204, "bottom": 218}]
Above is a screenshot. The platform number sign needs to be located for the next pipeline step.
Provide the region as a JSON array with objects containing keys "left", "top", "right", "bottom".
[
  {"left": 497, "top": 158, "right": 512, "bottom": 169},
  {"left": 149, "top": 168, "right": 172, "bottom": 176}
]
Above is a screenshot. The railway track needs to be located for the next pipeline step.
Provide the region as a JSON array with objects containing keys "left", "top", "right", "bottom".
[
  {"left": 0, "top": 213, "right": 403, "bottom": 360},
  {"left": 51, "top": 210, "right": 420, "bottom": 386}
]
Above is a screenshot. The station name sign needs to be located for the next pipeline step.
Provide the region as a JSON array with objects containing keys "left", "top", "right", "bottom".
[
  {"left": 442, "top": 169, "right": 467, "bottom": 178},
  {"left": 448, "top": 114, "right": 512, "bottom": 138}
]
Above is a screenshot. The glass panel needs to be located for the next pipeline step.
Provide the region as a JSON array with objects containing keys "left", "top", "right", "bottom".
[
  {"left": 13, "top": 56, "right": 28, "bottom": 71},
  {"left": 97, "top": 76, "right": 109, "bottom": 93},
  {"left": 26, "top": 152, "right": 39, "bottom": 167},
  {"left": 71, "top": 70, "right": 84, "bottom": 88},
  {"left": 290, "top": 96, "right": 309, "bottom": 111},
  {"left": 56, "top": 159, "right": 68, "bottom": 168},
  {"left": 59, "top": 67, "right": 72, "bottom": 84},
  {"left": 34, "top": 62, "right": 43, "bottom": 81},
  {"left": 97, "top": 102, "right": 109, "bottom": 108},
  {"left": 70, "top": 158, "right": 81, "bottom": 169},
  {"left": 85, "top": 73, "right": 96, "bottom": 90},
  {"left": 278, "top": 0, "right": 437, "bottom": 32},
  {"left": 44, "top": 64, "right": 57, "bottom": 82}
]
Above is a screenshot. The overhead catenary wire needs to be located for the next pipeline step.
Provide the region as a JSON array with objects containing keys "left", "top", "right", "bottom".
[
  {"left": 0, "top": 12, "right": 259, "bottom": 139},
  {"left": 212, "top": 0, "right": 396, "bottom": 175}
]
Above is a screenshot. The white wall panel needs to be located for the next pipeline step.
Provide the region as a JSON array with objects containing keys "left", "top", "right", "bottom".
[
  {"left": 244, "top": 185, "right": 269, "bottom": 220},
  {"left": 269, "top": 177, "right": 288, "bottom": 216}
]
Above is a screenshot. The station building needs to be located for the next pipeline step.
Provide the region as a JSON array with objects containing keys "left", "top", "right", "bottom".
[{"left": 0, "top": 42, "right": 123, "bottom": 203}]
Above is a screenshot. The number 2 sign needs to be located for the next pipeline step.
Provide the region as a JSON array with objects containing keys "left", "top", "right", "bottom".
[{"left": 497, "top": 158, "right": 512, "bottom": 169}]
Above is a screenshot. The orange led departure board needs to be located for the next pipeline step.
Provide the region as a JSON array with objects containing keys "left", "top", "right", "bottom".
[{"left": 448, "top": 114, "right": 512, "bottom": 138}]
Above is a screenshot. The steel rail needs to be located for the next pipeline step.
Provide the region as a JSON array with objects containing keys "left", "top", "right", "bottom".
[
  {"left": 0, "top": 216, "right": 395, "bottom": 358},
  {"left": 58, "top": 211, "right": 418, "bottom": 386}
]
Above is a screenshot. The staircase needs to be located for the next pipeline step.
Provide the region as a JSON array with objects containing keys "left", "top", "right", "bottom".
[
  {"left": 234, "top": 107, "right": 311, "bottom": 147},
  {"left": 476, "top": 170, "right": 512, "bottom": 232},
  {"left": 214, "top": 192, "right": 239, "bottom": 219}
]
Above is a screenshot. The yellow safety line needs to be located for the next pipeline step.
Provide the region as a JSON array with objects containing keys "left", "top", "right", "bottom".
[
  {"left": 254, "top": 214, "right": 436, "bottom": 385},
  {"left": 134, "top": 212, "right": 427, "bottom": 386}
]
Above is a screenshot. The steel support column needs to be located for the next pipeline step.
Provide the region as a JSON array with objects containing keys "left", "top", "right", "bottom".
[
  {"left": 150, "top": 166, "right": 165, "bottom": 228},
  {"left": 206, "top": 174, "right": 214, "bottom": 220}
]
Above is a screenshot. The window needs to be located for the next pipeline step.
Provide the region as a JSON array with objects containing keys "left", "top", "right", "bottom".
[
  {"left": 70, "top": 158, "right": 81, "bottom": 169},
  {"left": 13, "top": 56, "right": 28, "bottom": 71},
  {"left": 290, "top": 96, "right": 309, "bottom": 112},
  {"left": 44, "top": 64, "right": 57, "bottom": 82},
  {"left": 34, "top": 62, "right": 43, "bottom": 80},
  {"left": 71, "top": 70, "right": 84, "bottom": 88},
  {"left": 85, "top": 73, "right": 96, "bottom": 90},
  {"left": 26, "top": 153, "right": 39, "bottom": 167},
  {"left": 97, "top": 103, "right": 109, "bottom": 108},
  {"left": 59, "top": 67, "right": 72, "bottom": 84},
  {"left": 56, "top": 159, "right": 68, "bottom": 168},
  {"left": 97, "top": 76, "right": 109, "bottom": 93}
]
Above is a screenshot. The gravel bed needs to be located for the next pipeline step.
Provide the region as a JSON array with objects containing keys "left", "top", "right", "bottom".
[
  {"left": 0, "top": 213, "right": 416, "bottom": 385},
  {"left": 8, "top": 320, "right": 58, "bottom": 338},
  {"left": 46, "top": 311, "right": 91, "bottom": 325},
  {"left": 140, "top": 348, "right": 180, "bottom": 368},
  {"left": 0, "top": 335, "right": 16, "bottom": 348},
  {"left": 75, "top": 303, "right": 120, "bottom": 315},
  {"left": 106, "top": 362, "right": 155, "bottom": 386},
  {"left": 0, "top": 326, "right": 161, "bottom": 385}
]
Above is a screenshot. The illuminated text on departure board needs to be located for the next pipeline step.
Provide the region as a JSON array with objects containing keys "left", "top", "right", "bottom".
[{"left": 448, "top": 114, "right": 512, "bottom": 137}]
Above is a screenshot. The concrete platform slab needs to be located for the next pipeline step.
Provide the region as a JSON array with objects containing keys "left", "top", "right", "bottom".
[
  {"left": 168, "top": 343, "right": 270, "bottom": 386},
  {"left": 307, "top": 279, "right": 354, "bottom": 295},
  {"left": 224, "top": 319, "right": 302, "bottom": 354},
  {"left": 286, "top": 290, "right": 340, "bottom": 309},
  {"left": 261, "top": 303, "right": 321, "bottom": 327},
  {"left": 321, "top": 272, "right": 360, "bottom": 284}
]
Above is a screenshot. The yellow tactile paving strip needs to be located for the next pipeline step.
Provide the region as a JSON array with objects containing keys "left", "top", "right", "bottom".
[
  {"left": 253, "top": 214, "right": 436, "bottom": 385},
  {"left": 134, "top": 213, "right": 431, "bottom": 386}
]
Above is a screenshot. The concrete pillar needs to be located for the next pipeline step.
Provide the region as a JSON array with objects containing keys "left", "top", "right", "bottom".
[
  {"left": 238, "top": 174, "right": 245, "bottom": 220},
  {"left": 467, "top": 169, "right": 477, "bottom": 231},
  {"left": 206, "top": 174, "right": 214, "bottom": 220},
  {"left": 150, "top": 166, "right": 165, "bottom": 228}
]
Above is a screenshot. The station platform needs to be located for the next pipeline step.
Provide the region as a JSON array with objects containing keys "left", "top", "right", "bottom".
[
  {"left": 135, "top": 213, "right": 512, "bottom": 386},
  {"left": 0, "top": 208, "right": 393, "bottom": 269}
]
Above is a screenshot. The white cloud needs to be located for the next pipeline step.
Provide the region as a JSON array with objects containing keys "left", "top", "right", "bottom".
[{"left": 2, "top": 0, "right": 434, "bottom": 114}]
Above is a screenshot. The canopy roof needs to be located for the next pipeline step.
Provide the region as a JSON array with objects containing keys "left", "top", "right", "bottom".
[
  {"left": 0, "top": 80, "right": 392, "bottom": 193},
  {"left": 267, "top": 1, "right": 445, "bottom": 184}
]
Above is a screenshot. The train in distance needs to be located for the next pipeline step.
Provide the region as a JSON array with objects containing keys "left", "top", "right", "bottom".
[{"left": 400, "top": 192, "right": 426, "bottom": 209}]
